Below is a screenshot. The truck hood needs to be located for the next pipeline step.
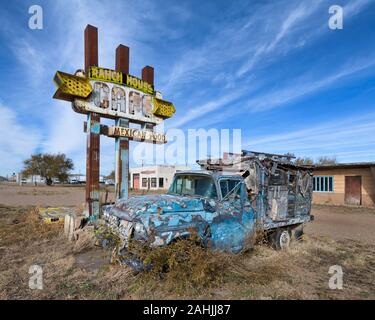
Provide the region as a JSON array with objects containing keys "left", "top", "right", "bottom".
[{"left": 108, "top": 194, "right": 207, "bottom": 221}]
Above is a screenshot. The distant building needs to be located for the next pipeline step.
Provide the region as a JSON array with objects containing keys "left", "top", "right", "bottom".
[
  {"left": 69, "top": 174, "right": 107, "bottom": 184},
  {"left": 130, "top": 165, "right": 191, "bottom": 190},
  {"left": 313, "top": 162, "right": 375, "bottom": 207},
  {"left": 16, "top": 174, "right": 45, "bottom": 184},
  {"left": 68, "top": 174, "right": 86, "bottom": 184}
]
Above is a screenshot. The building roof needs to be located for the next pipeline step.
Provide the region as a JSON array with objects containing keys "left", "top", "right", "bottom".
[
  {"left": 175, "top": 170, "right": 242, "bottom": 179},
  {"left": 314, "top": 162, "right": 375, "bottom": 170}
]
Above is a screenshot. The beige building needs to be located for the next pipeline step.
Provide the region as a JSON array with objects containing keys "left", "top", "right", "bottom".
[
  {"left": 130, "top": 165, "right": 191, "bottom": 190},
  {"left": 313, "top": 162, "right": 375, "bottom": 207}
]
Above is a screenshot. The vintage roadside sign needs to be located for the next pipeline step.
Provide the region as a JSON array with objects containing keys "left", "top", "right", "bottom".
[
  {"left": 108, "top": 126, "right": 167, "bottom": 144},
  {"left": 52, "top": 24, "right": 175, "bottom": 217},
  {"left": 53, "top": 66, "right": 175, "bottom": 124}
]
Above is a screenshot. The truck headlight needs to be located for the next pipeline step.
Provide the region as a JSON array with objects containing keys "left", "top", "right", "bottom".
[{"left": 133, "top": 222, "right": 147, "bottom": 240}]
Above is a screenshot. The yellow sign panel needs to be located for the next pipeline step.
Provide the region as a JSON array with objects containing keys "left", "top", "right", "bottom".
[
  {"left": 88, "top": 66, "right": 154, "bottom": 95},
  {"left": 88, "top": 66, "right": 123, "bottom": 85},
  {"left": 53, "top": 71, "right": 92, "bottom": 101},
  {"left": 125, "top": 74, "right": 154, "bottom": 94},
  {"left": 152, "top": 98, "right": 176, "bottom": 119}
]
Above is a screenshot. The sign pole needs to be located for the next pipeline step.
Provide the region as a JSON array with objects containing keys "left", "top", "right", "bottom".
[
  {"left": 141, "top": 65, "right": 155, "bottom": 134},
  {"left": 115, "top": 119, "right": 129, "bottom": 199},
  {"left": 115, "top": 45, "right": 130, "bottom": 200},
  {"left": 84, "top": 24, "right": 100, "bottom": 218}
]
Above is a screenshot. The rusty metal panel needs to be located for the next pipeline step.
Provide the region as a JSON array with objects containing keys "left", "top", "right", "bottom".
[
  {"left": 142, "top": 65, "right": 154, "bottom": 86},
  {"left": 345, "top": 176, "right": 362, "bottom": 205},
  {"left": 84, "top": 25, "right": 98, "bottom": 74},
  {"left": 84, "top": 25, "right": 100, "bottom": 218},
  {"left": 116, "top": 45, "right": 129, "bottom": 74},
  {"left": 86, "top": 112, "right": 100, "bottom": 217}
]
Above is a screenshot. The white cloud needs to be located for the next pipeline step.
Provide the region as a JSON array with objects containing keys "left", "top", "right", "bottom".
[
  {"left": 42, "top": 103, "right": 85, "bottom": 154},
  {"left": 0, "top": 104, "right": 40, "bottom": 176}
]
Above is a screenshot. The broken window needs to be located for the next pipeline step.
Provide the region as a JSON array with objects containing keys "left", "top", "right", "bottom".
[
  {"left": 169, "top": 175, "right": 218, "bottom": 199},
  {"left": 220, "top": 179, "right": 241, "bottom": 198}
]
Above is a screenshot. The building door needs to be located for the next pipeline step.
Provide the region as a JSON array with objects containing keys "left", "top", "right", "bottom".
[
  {"left": 345, "top": 176, "right": 362, "bottom": 205},
  {"left": 133, "top": 174, "right": 140, "bottom": 189}
]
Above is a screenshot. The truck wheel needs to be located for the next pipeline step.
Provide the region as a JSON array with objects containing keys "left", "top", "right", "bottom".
[
  {"left": 272, "top": 228, "right": 291, "bottom": 250},
  {"left": 292, "top": 225, "right": 304, "bottom": 241}
]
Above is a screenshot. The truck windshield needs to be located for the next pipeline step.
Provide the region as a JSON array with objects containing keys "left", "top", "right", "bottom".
[{"left": 168, "top": 175, "right": 218, "bottom": 199}]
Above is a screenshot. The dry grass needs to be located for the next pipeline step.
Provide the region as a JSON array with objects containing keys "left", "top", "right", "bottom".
[
  {"left": 16, "top": 190, "right": 69, "bottom": 196},
  {"left": 0, "top": 205, "right": 61, "bottom": 246},
  {"left": 0, "top": 205, "right": 374, "bottom": 300}
]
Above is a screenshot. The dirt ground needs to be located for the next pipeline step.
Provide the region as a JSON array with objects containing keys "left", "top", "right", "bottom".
[
  {"left": 1, "top": 184, "right": 374, "bottom": 244},
  {"left": 0, "top": 183, "right": 374, "bottom": 300},
  {"left": 307, "top": 204, "right": 375, "bottom": 244},
  {"left": 0, "top": 183, "right": 164, "bottom": 207}
]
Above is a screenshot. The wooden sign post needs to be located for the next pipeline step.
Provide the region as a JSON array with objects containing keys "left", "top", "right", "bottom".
[
  {"left": 84, "top": 25, "right": 100, "bottom": 219},
  {"left": 114, "top": 45, "right": 130, "bottom": 200}
]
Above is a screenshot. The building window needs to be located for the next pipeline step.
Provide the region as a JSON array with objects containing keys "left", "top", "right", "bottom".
[
  {"left": 159, "top": 177, "right": 164, "bottom": 188},
  {"left": 151, "top": 178, "right": 157, "bottom": 188},
  {"left": 313, "top": 176, "right": 334, "bottom": 192},
  {"left": 142, "top": 178, "right": 148, "bottom": 188}
]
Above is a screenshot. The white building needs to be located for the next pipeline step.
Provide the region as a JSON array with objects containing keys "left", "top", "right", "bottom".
[
  {"left": 130, "top": 165, "right": 191, "bottom": 190},
  {"left": 16, "top": 174, "right": 45, "bottom": 184}
]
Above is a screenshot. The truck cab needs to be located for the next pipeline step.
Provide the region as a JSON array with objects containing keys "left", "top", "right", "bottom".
[{"left": 104, "top": 171, "right": 255, "bottom": 253}]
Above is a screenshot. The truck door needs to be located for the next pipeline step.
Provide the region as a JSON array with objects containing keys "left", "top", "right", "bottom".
[{"left": 209, "top": 179, "right": 255, "bottom": 253}]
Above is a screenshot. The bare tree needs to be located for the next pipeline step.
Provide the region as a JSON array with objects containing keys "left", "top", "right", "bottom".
[
  {"left": 106, "top": 170, "right": 115, "bottom": 181},
  {"left": 294, "top": 157, "right": 314, "bottom": 166},
  {"left": 316, "top": 156, "right": 337, "bottom": 165}
]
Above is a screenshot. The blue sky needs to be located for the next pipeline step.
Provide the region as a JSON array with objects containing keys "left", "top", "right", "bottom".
[{"left": 0, "top": 0, "right": 375, "bottom": 176}]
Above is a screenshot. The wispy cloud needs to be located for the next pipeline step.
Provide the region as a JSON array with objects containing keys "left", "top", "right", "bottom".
[
  {"left": 245, "top": 57, "right": 375, "bottom": 112},
  {"left": 236, "top": 0, "right": 323, "bottom": 77},
  {"left": 243, "top": 111, "right": 375, "bottom": 161}
]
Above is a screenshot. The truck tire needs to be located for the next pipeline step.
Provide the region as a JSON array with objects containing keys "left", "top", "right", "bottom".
[
  {"left": 292, "top": 225, "right": 304, "bottom": 241},
  {"left": 271, "top": 228, "right": 291, "bottom": 250}
]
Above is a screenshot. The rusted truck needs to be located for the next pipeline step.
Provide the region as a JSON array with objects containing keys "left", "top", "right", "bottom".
[{"left": 104, "top": 150, "right": 314, "bottom": 254}]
